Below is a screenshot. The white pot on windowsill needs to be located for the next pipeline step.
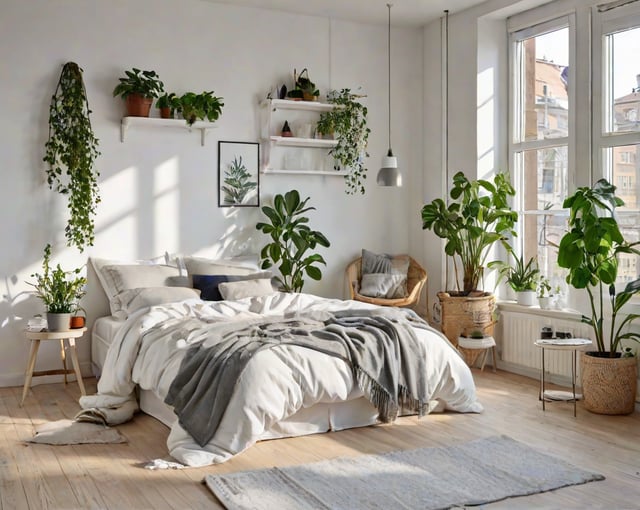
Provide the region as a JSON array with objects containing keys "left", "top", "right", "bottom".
[
  {"left": 538, "top": 296, "right": 553, "bottom": 310},
  {"left": 516, "top": 290, "right": 537, "bottom": 306}
]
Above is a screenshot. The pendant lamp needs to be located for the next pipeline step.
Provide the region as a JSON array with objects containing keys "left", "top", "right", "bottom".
[{"left": 377, "top": 3, "right": 402, "bottom": 187}]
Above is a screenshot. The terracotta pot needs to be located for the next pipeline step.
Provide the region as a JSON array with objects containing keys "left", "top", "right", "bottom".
[
  {"left": 125, "top": 94, "right": 153, "bottom": 117},
  {"left": 159, "top": 107, "right": 172, "bottom": 119},
  {"left": 582, "top": 352, "right": 637, "bottom": 415},
  {"left": 70, "top": 316, "right": 86, "bottom": 329}
]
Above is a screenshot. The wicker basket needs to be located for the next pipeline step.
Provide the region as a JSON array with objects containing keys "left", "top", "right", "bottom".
[
  {"left": 582, "top": 353, "right": 638, "bottom": 415},
  {"left": 438, "top": 292, "right": 495, "bottom": 348}
]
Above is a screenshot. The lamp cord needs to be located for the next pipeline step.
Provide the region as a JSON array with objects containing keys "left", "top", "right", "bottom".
[{"left": 387, "top": 3, "right": 392, "bottom": 153}]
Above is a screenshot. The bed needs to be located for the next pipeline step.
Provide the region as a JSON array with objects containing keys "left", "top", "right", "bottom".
[{"left": 82, "top": 256, "right": 483, "bottom": 467}]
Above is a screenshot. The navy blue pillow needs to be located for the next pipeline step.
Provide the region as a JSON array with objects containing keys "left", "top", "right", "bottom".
[{"left": 192, "top": 274, "right": 229, "bottom": 301}]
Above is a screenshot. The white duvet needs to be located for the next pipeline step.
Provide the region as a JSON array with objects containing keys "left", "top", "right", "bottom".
[{"left": 82, "top": 293, "right": 483, "bottom": 466}]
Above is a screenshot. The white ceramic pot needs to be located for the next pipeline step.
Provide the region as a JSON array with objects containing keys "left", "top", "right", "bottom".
[
  {"left": 538, "top": 296, "right": 552, "bottom": 310},
  {"left": 516, "top": 290, "right": 537, "bottom": 306}
]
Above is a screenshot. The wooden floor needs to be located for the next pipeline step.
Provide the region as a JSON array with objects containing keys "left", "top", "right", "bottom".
[{"left": 2, "top": 370, "right": 639, "bottom": 509}]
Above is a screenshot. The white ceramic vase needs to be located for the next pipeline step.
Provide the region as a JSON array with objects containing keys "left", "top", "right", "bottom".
[{"left": 516, "top": 290, "right": 537, "bottom": 306}]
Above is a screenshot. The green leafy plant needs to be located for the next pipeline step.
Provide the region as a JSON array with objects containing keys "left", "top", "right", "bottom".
[
  {"left": 28, "top": 244, "right": 86, "bottom": 313},
  {"left": 179, "top": 91, "right": 224, "bottom": 126},
  {"left": 317, "top": 89, "right": 370, "bottom": 195},
  {"left": 286, "top": 68, "right": 319, "bottom": 100},
  {"left": 43, "top": 62, "right": 100, "bottom": 251},
  {"left": 221, "top": 156, "right": 257, "bottom": 205},
  {"left": 489, "top": 249, "right": 540, "bottom": 292},
  {"left": 537, "top": 276, "right": 552, "bottom": 298},
  {"left": 112, "top": 68, "right": 164, "bottom": 99},
  {"left": 421, "top": 171, "right": 518, "bottom": 294},
  {"left": 156, "top": 92, "right": 181, "bottom": 114},
  {"left": 557, "top": 179, "right": 640, "bottom": 355},
  {"left": 256, "top": 190, "right": 330, "bottom": 292}
]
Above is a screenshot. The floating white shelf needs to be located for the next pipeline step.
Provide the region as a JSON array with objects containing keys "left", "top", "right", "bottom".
[
  {"left": 261, "top": 168, "right": 348, "bottom": 176},
  {"left": 269, "top": 136, "right": 338, "bottom": 148},
  {"left": 120, "top": 117, "right": 218, "bottom": 146},
  {"left": 265, "top": 98, "right": 335, "bottom": 112}
]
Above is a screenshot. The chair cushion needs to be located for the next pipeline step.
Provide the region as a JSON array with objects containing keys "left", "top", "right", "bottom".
[{"left": 359, "top": 273, "right": 407, "bottom": 299}]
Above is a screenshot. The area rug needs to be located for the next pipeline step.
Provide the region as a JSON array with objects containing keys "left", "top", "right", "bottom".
[
  {"left": 27, "top": 419, "right": 127, "bottom": 445},
  {"left": 204, "top": 435, "right": 603, "bottom": 510}
]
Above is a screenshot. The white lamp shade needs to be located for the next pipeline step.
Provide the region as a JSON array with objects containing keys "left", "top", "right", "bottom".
[{"left": 377, "top": 154, "right": 402, "bottom": 187}]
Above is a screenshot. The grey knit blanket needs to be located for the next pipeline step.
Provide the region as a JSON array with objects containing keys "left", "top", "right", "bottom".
[{"left": 165, "top": 308, "right": 430, "bottom": 447}]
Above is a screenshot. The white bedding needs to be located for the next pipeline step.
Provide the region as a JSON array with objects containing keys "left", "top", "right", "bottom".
[{"left": 83, "top": 292, "right": 482, "bottom": 466}]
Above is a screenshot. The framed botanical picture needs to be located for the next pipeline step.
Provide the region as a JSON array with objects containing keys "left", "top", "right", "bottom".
[{"left": 218, "top": 141, "right": 260, "bottom": 207}]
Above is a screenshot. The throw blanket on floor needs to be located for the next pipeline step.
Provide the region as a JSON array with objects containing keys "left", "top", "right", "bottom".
[{"left": 165, "top": 308, "right": 429, "bottom": 447}]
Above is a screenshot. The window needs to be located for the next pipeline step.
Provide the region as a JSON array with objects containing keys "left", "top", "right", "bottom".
[
  {"left": 509, "top": 17, "right": 572, "bottom": 291},
  {"left": 509, "top": 1, "right": 640, "bottom": 297}
]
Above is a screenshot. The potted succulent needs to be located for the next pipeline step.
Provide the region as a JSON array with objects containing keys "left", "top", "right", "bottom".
[
  {"left": 489, "top": 250, "right": 541, "bottom": 306},
  {"left": 286, "top": 68, "right": 319, "bottom": 101},
  {"left": 28, "top": 244, "right": 86, "bottom": 332},
  {"left": 113, "top": 68, "right": 164, "bottom": 117},
  {"left": 557, "top": 179, "right": 640, "bottom": 414},
  {"left": 316, "top": 89, "right": 370, "bottom": 195},
  {"left": 156, "top": 92, "right": 181, "bottom": 119},
  {"left": 44, "top": 62, "right": 101, "bottom": 252},
  {"left": 537, "top": 276, "right": 553, "bottom": 310},
  {"left": 256, "top": 190, "right": 330, "bottom": 293},
  {"left": 179, "top": 91, "right": 224, "bottom": 126},
  {"left": 421, "top": 171, "right": 518, "bottom": 345}
]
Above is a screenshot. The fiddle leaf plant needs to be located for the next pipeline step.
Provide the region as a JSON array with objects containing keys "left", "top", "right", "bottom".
[
  {"left": 317, "top": 89, "right": 370, "bottom": 195},
  {"left": 421, "top": 171, "right": 518, "bottom": 294},
  {"left": 43, "top": 62, "right": 100, "bottom": 251},
  {"left": 256, "top": 190, "right": 330, "bottom": 293},
  {"left": 557, "top": 179, "right": 640, "bottom": 355}
]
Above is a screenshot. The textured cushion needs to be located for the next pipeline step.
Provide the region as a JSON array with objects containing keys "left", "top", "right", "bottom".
[
  {"left": 193, "top": 272, "right": 272, "bottom": 301},
  {"left": 359, "top": 273, "right": 408, "bottom": 299},
  {"left": 218, "top": 279, "right": 275, "bottom": 300},
  {"left": 112, "top": 287, "right": 201, "bottom": 320},
  {"left": 361, "top": 249, "right": 410, "bottom": 277}
]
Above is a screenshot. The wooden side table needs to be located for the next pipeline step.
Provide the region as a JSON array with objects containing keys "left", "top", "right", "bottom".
[
  {"left": 534, "top": 338, "right": 593, "bottom": 417},
  {"left": 21, "top": 327, "right": 87, "bottom": 406}
]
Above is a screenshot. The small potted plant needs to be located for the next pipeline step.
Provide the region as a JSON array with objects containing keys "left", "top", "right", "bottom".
[
  {"left": 113, "top": 68, "right": 164, "bottom": 117},
  {"left": 537, "top": 276, "right": 553, "bottom": 310},
  {"left": 28, "top": 244, "right": 86, "bottom": 331},
  {"left": 286, "top": 68, "right": 319, "bottom": 101},
  {"left": 179, "top": 91, "right": 224, "bottom": 126},
  {"left": 489, "top": 249, "right": 540, "bottom": 306},
  {"left": 156, "top": 92, "right": 180, "bottom": 119}
]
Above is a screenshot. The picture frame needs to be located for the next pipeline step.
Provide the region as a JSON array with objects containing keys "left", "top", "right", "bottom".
[{"left": 218, "top": 141, "right": 260, "bottom": 207}]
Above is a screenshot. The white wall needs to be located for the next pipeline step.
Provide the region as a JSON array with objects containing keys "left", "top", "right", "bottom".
[{"left": 0, "top": 0, "right": 424, "bottom": 387}]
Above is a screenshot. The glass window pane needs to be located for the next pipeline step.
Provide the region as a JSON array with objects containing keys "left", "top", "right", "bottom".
[
  {"left": 606, "top": 27, "right": 640, "bottom": 134},
  {"left": 519, "top": 28, "right": 569, "bottom": 142},
  {"left": 533, "top": 214, "right": 568, "bottom": 292},
  {"left": 521, "top": 146, "right": 569, "bottom": 211}
]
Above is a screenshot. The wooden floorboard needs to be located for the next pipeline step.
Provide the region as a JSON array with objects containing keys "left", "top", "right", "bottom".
[{"left": 1, "top": 370, "right": 639, "bottom": 509}]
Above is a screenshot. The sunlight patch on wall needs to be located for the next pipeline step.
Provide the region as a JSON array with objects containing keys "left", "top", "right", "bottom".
[
  {"left": 477, "top": 67, "right": 495, "bottom": 179},
  {"left": 153, "top": 158, "right": 180, "bottom": 256}
]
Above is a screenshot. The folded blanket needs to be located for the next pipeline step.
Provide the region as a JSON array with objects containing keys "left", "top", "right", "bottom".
[{"left": 165, "top": 308, "right": 429, "bottom": 447}]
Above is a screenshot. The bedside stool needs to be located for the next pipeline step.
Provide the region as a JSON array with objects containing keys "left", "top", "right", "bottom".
[
  {"left": 21, "top": 327, "right": 87, "bottom": 406},
  {"left": 458, "top": 336, "right": 497, "bottom": 372}
]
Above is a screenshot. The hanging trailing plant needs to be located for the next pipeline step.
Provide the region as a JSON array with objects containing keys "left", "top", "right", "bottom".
[
  {"left": 44, "top": 62, "right": 100, "bottom": 251},
  {"left": 316, "top": 88, "right": 370, "bottom": 195}
]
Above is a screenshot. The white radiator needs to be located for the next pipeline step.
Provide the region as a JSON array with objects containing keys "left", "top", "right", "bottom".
[{"left": 496, "top": 308, "right": 593, "bottom": 385}]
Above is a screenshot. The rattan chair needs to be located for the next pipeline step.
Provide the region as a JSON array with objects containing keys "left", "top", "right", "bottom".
[{"left": 345, "top": 256, "right": 427, "bottom": 307}]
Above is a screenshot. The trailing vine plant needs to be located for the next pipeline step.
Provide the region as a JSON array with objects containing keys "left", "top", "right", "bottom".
[
  {"left": 44, "top": 62, "right": 100, "bottom": 251},
  {"left": 316, "top": 89, "right": 370, "bottom": 195}
]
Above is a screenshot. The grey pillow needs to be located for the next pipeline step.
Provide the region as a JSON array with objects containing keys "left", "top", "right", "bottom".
[
  {"left": 361, "top": 249, "right": 410, "bottom": 277},
  {"left": 359, "top": 273, "right": 408, "bottom": 299},
  {"left": 112, "top": 287, "right": 201, "bottom": 320}
]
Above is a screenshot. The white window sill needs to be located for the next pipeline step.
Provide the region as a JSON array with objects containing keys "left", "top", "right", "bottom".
[{"left": 497, "top": 300, "right": 583, "bottom": 321}]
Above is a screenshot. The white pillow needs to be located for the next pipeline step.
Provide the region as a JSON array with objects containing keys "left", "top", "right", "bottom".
[
  {"left": 359, "top": 273, "right": 407, "bottom": 299},
  {"left": 218, "top": 279, "right": 275, "bottom": 300},
  {"left": 112, "top": 287, "right": 201, "bottom": 320}
]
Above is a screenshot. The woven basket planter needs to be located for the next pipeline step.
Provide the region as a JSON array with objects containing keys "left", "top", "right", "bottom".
[
  {"left": 582, "top": 353, "right": 638, "bottom": 415},
  {"left": 438, "top": 292, "right": 495, "bottom": 348}
]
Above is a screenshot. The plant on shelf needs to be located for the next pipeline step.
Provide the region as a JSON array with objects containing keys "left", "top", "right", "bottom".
[
  {"left": 421, "top": 171, "right": 517, "bottom": 345},
  {"left": 317, "top": 88, "right": 370, "bottom": 195},
  {"left": 179, "top": 91, "right": 224, "bottom": 126},
  {"left": 256, "top": 190, "right": 330, "bottom": 293},
  {"left": 113, "top": 68, "right": 164, "bottom": 117},
  {"left": 286, "top": 68, "right": 319, "bottom": 101},
  {"left": 489, "top": 249, "right": 540, "bottom": 305},
  {"left": 156, "top": 92, "right": 181, "bottom": 119},
  {"left": 28, "top": 244, "right": 86, "bottom": 331},
  {"left": 221, "top": 156, "right": 258, "bottom": 206},
  {"left": 557, "top": 179, "right": 640, "bottom": 414},
  {"left": 44, "top": 62, "right": 100, "bottom": 252}
]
